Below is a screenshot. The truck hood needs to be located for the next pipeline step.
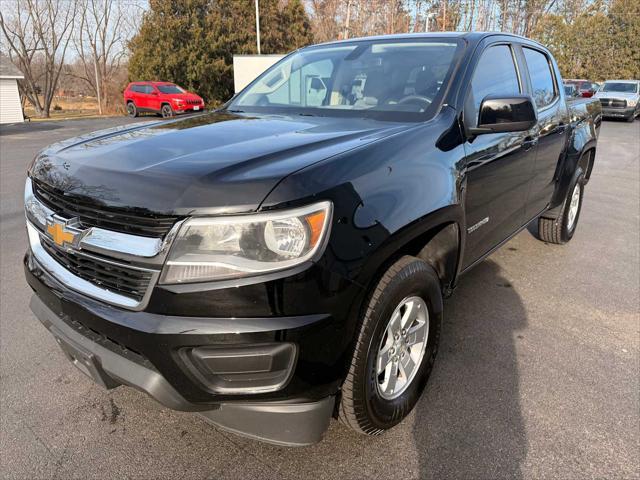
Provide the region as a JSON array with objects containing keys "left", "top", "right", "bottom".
[
  {"left": 594, "top": 91, "right": 639, "bottom": 101},
  {"left": 29, "top": 111, "right": 409, "bottom": 215}
]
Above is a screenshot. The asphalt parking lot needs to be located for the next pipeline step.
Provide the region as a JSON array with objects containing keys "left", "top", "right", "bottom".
[{"left": 1, "top": 116, "right": 638, "bottom": 479}]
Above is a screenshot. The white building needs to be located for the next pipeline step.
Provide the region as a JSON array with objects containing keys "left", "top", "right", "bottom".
[
  {"left": 0, "top": 54, "right": 25, "bottom": 124},
  {"left": 233, "top": 54, "right": 284, "bottom": 93}
]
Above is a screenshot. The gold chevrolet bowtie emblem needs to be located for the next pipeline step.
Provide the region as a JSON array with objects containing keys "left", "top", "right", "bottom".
[{"left": 47, "top": 221, "right": 76, "bottom": 247}]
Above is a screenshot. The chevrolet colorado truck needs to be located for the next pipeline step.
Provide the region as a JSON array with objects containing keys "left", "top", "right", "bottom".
[{"left": 24, "top": 33, "right": 601, "bottom": 446}]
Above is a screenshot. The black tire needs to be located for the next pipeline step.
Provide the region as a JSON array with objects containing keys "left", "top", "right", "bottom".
[
  {"left": 161, "top": 104, "right": 174, "bottom": 118},
  {"left": 626, "top": 113, "right": 635, "bottom": 123},
  {"left": 339, "top": 256, "right": 442, "bottom": 435},
  {"left": 126, "top": 101, "right": 138, "bottom": 117},
  {"left": 537, "top": 167, "right": 585, "bottom": 244}
]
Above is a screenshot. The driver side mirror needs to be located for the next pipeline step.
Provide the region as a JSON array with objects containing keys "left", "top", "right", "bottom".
[{"left": 469, "top": 95, "right": 537, "bottom": 135}]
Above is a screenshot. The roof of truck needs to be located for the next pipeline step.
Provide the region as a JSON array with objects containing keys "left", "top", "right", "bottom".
[{"left": 316, "top": 31, "right": 543, "bottom": 48}]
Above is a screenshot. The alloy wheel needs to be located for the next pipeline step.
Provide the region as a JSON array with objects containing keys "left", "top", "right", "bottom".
[
  {"left": 376, "top": 295, "right": 429, "bottom": 400},
  {"left": 567, "top": 183, "right": 581, "bottom": 231}
]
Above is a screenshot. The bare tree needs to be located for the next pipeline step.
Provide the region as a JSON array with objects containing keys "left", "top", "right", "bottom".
[
  {"left": 73, "top": 0, "right": 141, "bottom": 114},
  {"left": 0, "top": 0, "right": 76, "bottom": 118}
]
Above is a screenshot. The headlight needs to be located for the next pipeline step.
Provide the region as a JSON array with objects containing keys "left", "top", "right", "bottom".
[
  {"left": 160, "top": 201, "right": 332, "bottom": 284},
  {"left": 627, "top": 99, "right": 637, "bottom": 107}
]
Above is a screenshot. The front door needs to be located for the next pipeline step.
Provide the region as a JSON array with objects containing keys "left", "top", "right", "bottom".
[{"left": 462, "top": 43, "right": 538, "bottom": 269}]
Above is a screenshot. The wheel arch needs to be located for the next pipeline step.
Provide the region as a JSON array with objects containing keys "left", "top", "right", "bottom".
[
  {"left": 357, "top": 205, "right": 464, "bottom": 306},
  {"left": 549, "top": 138, "right": 596, "bottom": 211},
  {"left": 578, "top": 146, "right": 596, "bottom": 184}
]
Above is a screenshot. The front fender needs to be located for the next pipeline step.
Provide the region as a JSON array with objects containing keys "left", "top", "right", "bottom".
[{"left": 260, "top": 109, "right": 466, "bottom": 289}]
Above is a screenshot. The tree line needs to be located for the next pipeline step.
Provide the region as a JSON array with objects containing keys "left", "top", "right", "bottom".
[
  {"left": 309, "top": 0, "right": 639, "bottom": 80},
  {"left": 1, "top": 0, "right": 638, "bottom": 118}
]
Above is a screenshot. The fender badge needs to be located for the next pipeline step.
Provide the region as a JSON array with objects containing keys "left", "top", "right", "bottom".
[{"left": 467, "top": 217, "right": 489, "bottom": 234}]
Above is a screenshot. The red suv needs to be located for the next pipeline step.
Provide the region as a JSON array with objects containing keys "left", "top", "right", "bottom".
[
  {"left": 564, "top": 79, "right": 600, "bottom": 98},
  {"left": 124, "top": 82, "right": 205, "bottom": 118}
]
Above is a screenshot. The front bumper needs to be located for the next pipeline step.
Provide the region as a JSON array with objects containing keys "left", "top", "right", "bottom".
[
  {"left": 24, "top": 247, "right": 364, "bottom": 445},
  {"left": 174, "top": 104, "right": 204, "bottom": 114},
  {"left": 30, "top": 294, "right": 334, "bottom": 446},
  {"left": 601, "top": 106, "right": 635, "bottom": 118}
]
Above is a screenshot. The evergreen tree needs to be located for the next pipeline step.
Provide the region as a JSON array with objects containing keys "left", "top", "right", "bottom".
[
  {"left": 128, "top": 0, "right": 313, "bottom": 105},
  {"left": 532, "top": 0, "right": 639, "bottom": 80}
]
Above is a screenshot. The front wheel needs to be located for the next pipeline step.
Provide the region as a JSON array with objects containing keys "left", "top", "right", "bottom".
[
  {"left": 161, "top": 104, "right": 174, "bottom": 118},
  {"left": 339, "top": 256, "right": 442, "bottom": 435},
  {"left": 537, "top": 168, "right": 585, "bottom": 244}
]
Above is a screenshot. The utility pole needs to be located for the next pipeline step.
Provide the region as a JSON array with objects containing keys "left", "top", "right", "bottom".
[
  {"left": 425, "top": 12, "right": 436, "bottom": 32},
  {"left": 255, "top": 0, "right": 261, "bottom": 55}
]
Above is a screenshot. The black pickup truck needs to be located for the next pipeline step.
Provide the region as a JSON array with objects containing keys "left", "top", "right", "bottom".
[{"left": 24, "top": 32, "right": 601, "bottom": 446}]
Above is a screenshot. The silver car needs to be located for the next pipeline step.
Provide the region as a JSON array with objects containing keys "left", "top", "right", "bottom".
[{"left": 594, "top": 80, "right": 640, "bottom": 121}]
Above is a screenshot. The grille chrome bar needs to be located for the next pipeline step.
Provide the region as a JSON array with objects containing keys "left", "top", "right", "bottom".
[
  {"left": 41, "top": 236, "right": 154, "bottom": 301},
  {"left": 24, "top": 177, "right": 178, "bottom": 310},
  {"left": 598, "top": 98, "right": 627, "bottom": 108},
  {"left": 25, "top": 178, "right": 181, "bottom": 262},
  {"left": 28, "top": 222, "right": 159, "bottom": 310}
]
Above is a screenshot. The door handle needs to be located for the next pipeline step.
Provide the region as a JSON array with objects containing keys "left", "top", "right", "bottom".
[{"left": 523, "top": 136, "right": 538, "bottom": 151}]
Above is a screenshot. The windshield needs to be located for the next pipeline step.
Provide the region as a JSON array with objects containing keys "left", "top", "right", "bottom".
[
  {"left": 601, "top": 82, "right": 638, "bottom": 93},
  {"left": 229, "top": 39, "right": 462, "bottom": 121},
  {"left": 157, "top": 84, "right": 185, "bottom": 94}
]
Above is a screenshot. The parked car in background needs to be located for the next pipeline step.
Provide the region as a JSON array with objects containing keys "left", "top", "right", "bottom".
[
  {"left": 594, "top": 80, "right": 640, "bottom": 122},
  {"left": 124, "top": 82, "right": 205, "bottom": 118},
  {"left": 564, "top": 83, "right": 580, "bottom": 97},
  {"left": 564, "top": 79, "right": 599, "bottom": 98},
  {"left": 25, "top": 32, "right": 601, "bottom": 446}
]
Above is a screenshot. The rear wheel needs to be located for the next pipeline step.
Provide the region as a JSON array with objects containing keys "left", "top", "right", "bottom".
[
  {"left": 126, "top": 101, "right": 138, "bottom": 117},
  {"left": 161, "top": 104, "right": 174, "bottom": 118},
  {"left": 339, "top": 256, "right": 442, "bottom": 435},
  {"left": 537, "top": 167, "right": 585, "bottom": 244}
]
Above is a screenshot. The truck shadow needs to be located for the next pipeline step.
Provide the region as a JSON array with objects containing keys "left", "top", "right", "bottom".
[{"left": 412, "top": 259, "right": 528, "bottom": 479}]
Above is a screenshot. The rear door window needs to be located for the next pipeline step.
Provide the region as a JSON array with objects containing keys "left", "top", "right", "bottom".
[{"left": 523, "top": 48, "right": 557, "bottom": 109}]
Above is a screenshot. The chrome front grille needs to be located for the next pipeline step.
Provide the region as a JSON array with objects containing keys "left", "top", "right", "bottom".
[
  {"left": 41, "top": 237, "right": 154, "bottom": 301},
  {"left": 25, "top": 178, "right": 173, "bottom": 310},
  {"left": 599, "top": 98, "right": 627, "bottom": 108},
  {"left": 32, "top": 179, "right": 179, "bottom": 238}
]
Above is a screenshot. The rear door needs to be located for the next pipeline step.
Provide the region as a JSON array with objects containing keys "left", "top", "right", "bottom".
[
  {"left": 519, "top": 46, "right": 569, "bottom": 218},
  {"left": 130, "top": 84, "right": 145, "bottom": 108},
  {"left": 461, "top": 42, "right": 538, "bottom": 269},
  {"left": 145, "top": 84, "right": 161, "bottom": 111}
]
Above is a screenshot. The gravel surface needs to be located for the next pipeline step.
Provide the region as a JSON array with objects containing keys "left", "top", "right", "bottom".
[{"left": 1, "top": 116, "right": 639, "bottom": 479}]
